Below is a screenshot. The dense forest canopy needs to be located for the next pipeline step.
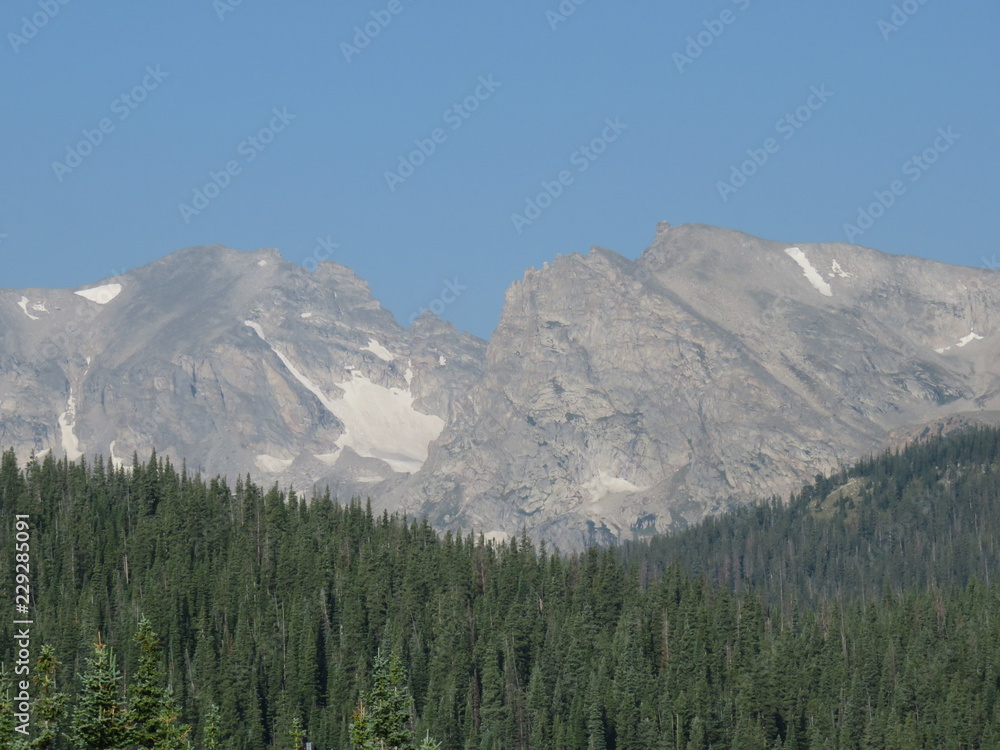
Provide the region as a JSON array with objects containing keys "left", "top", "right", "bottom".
[{"left": 3, "top": 427, "right": 1000, "bottom": 748}]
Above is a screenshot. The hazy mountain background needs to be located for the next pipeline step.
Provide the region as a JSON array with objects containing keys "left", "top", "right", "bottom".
[{"left": 4, "top": 223, "right": 1000, "bottom": 549}]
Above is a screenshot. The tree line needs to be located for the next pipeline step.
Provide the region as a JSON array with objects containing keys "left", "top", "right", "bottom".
[{"left": 2, "top": 427, "right": 1000, "bottom": 748}]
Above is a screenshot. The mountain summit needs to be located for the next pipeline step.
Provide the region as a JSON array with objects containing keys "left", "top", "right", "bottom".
[{"left": 3, "top": 225, "right": 998, "bottom": 548}]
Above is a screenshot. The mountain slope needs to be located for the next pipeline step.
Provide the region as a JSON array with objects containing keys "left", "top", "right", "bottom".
[
  {"left": 390, "top": 223, "right": 1000, "bottom": 548},
  {"left": 0, "top": 245, "right": 485, "bottom": 499},
  {"left": 619, "top": 424, "right": 1000, "bottom": 608},
  {"left": 3, "top": 224, "right": 1000, "bottom": 549}
]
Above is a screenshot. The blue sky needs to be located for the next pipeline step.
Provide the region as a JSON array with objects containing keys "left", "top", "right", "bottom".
[{"left": 1, "top": 0, "right": 997, "bottom": 339}]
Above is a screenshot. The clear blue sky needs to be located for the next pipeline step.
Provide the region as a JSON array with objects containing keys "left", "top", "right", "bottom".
[{"left": 2, "top": 0, "right": 997, "bottom": 339}]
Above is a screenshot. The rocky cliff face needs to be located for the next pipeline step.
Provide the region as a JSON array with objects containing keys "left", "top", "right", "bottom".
[
  {"left": 0, "top": 245, "right": 485, "bottom": 503},
  {"left": 388, "top": 223, "right": 1000, "bottom": 548},
  {"left": 3, "top": 225, "right": 1000, "bottom": 550}
]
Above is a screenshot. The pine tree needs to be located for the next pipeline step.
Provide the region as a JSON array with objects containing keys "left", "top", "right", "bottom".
[
  {"left": 30, "top": 645, "right": 66, "bottom": 750},
  {"left": 289, "top": 716, "right": 305, "bottom": 750},
  {"left": 350, "top": 651, "right": 422, "bottom": 750},
  {"left": 126, "top": 618, "right": 190, "bottom": 749},
  {"left": 202, "top": 703, "right": 221, "bottom": 750},
  {"left": 71, "top": 638, "right": 129, "bottom": 750}
]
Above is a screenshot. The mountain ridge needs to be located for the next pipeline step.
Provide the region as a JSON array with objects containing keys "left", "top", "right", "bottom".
[{"left": 3, "top": 222, "right": 1000, "bottom": 549}]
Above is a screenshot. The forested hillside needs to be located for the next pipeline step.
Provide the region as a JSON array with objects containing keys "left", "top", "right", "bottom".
[
  {"left": 3, "top": 430, "right": 1000, "bottom": 748},
  {"left": 620, "top": 426, "right": 1000, "bottom": 609}
]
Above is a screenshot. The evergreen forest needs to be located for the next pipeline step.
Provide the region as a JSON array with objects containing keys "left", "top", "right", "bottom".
[{"left": 4, "top": 427, "right": 1000, "bottom": 748}]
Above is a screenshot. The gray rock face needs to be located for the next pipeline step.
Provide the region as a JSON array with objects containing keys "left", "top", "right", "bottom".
[
  {"left": 3, "top": 225, "right": 1000, "bottom": 550},
  {"left": 0, "top": 245, "right": 485, "bottom": 502},
  {"left": 387, "top": 223, "right": 1000, "bottom": 549}
]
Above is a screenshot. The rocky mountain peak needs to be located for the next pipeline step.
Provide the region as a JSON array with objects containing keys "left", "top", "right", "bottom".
[{"left": 4, "top": 225, "right": 1000, "bottom": 550}]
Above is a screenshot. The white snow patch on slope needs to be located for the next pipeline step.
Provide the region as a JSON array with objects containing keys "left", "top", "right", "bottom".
[
  {"left": 256, "top": 454, "right": 294, "bottom": 472},
  {"left": 363, "top": 338, "right": 394, "bottom": 361},
  {"left": 957, "top": 332, "right": 984, "bottom": 347},
  {"left": 32, "top": 302, "right": 48, "bottom": 312},
  {"left": 58, "top": 395, "right": 83, "bottom": 461},
  {"left": 245, "top": 321, "right": 444, "bottom": 474},
  {"left": 300, "top": 312, "right": 313, "bottom": 319},
  {"left": 935, "top": 346, "right": 951, "bottom": 354},
  {"left": 17, "top": 297, "right": 39, "bottom": 320},
  {"left": 334, "top": 374, "right": 444, "bottom": 473},
  {"left": 582, "top": 472, "right": 645, "bottom": 502},
  {"left": 75, "top": 283, "right": 122, "bottom": 305},
  {"left": 109, "top": 441, "right": 123, "bottom": 469},
  {"left": 258, "top": 259, "right": 268, "bottom": 267},
  {"left": 784, "top": 247, "right": 833, "bottom": 297},
  {"left": 438, "top": 355, "right": 447, "bottom": 366},
  {"left": 830, "top": 260, "right": 852, "bottom": 278}
]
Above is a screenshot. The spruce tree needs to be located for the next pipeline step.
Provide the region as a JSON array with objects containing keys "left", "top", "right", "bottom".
[
  {"left": 71, "top": 639, "right": 129, "bottom": 750},
  {"left": 30, "top": 645, "right": 66, "bottom": 750},
  {"left": 350, "top": 651, "right": 417, "bottom": 750}
]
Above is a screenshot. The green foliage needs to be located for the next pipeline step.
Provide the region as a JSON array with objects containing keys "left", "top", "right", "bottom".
[
  {"left": 71, "top": 640, "right": 128, "bottom": 750},
  {"left": 30, "top": 646, "right": 67, "bottom": 750},
  {"left": 3, "top": 428, "right": 1000, "bottom": 747},
  {"left": 350, "top": 652, "right": 416, "bottom": 750}
]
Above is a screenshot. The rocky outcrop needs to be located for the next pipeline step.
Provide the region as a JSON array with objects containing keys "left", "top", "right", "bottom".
[{"left": 4, "top": 224, "right": 1000, "bottom": 550}]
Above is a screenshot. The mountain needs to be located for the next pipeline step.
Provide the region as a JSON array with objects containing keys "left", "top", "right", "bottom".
[
  {"left": 0, "top": 244, "right": 485, "bottom": 504},
  {"left": 619, "top": 424, "right": 1000, "bottom": 608},
  {"left": 3, "top": 224, "right": 1000, "bottom": 549},
  {"left": 388, "top": 223, "right": 1000, "bottom": 548}
]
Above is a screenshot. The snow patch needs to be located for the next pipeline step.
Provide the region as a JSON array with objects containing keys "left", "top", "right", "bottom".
[
  {"left": 957, "top": 332, "right": 984, "bottom": 347},
  {"left": 258, "top": 259, "right": 268, "bottom": 267},
  {"left": 830, "top": 259, "right": 852, "bottom": 278},
  {"left": 438, "top": 355, "right": 447, "bottom": 366},
  {"left": 58, "top": 395, "right": 83, "bottom": 461},
  {"left": 32, "top": 302, "right": 48, "bottom": 312},
  {"left": 17, "top": 297, "right": 39, "bottom": 320},
  {"left": 935, "top": 346, "right": 951, "bottom": 354},
  {"left": 245, "top": 321, "right": 445, "bottom": 474},
  {"left": 582, "top": 471, "right": 645, "bottom": 502},
  {"left": 75, "top": 283, "right": 122, "bottom": 305},
  {"left": 300, "top": 312, "right": 313, "bottom": 319},
  {"left": 784, "top": 247, "right": 833, "bottom": 297},
  {"left": 334, "top": 373, "right": 444, "bottom": 473},
  {"left": 256, "top": 454, "right": 294, "bottom": 473},
  {"left": 109, "top": 441, "right": 124, "bottom": 469},
  {"left": 363, "top": 338, "right": 394, "bottom": 362}
]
